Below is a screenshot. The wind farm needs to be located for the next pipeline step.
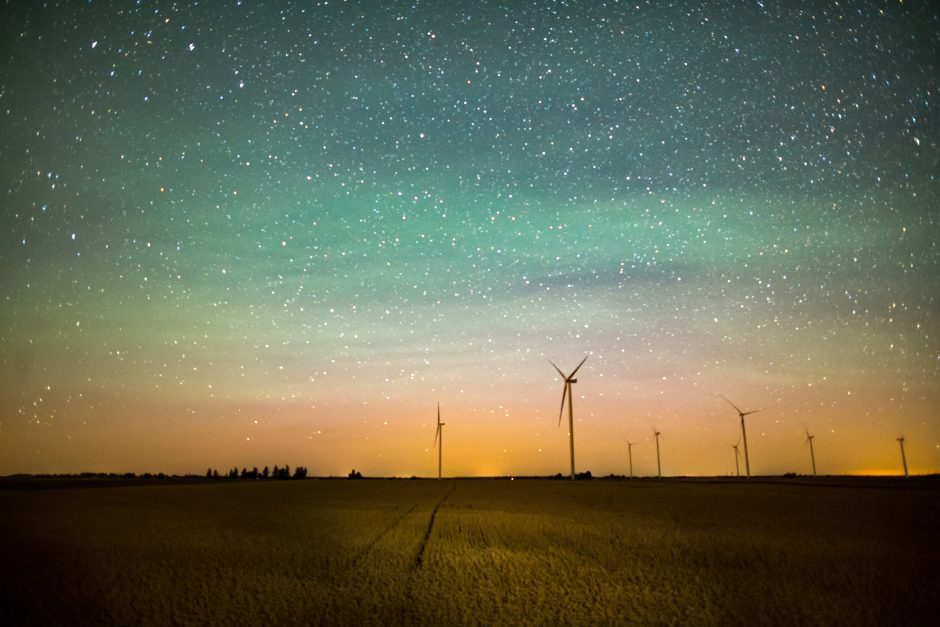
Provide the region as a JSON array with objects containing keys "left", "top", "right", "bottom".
[
  {"left": 2, "top": 357, "right": 935, "bottom": 627},
  {"left": 1, "top": 0, "right": 938, "bottom": 624}
]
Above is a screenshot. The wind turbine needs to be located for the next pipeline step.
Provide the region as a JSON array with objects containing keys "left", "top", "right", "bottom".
[
  {"left": 550, "top": 355, "right": 588, "bottom": 481},
  {"left": 720, "top": 395, "right": 760, "bottom": 478},
  {"left": 897, "top": 435, "right": 908, "bottom": 478},
  {"left": 731, "top": 440, "right": 741, "bottom": 477},
  {"left": 433, "top": 402, "right": 445, "bottom": 479},
  {"left": 622, "top": 437, "right": 634, "bottom": 478},
  {"left": 653, "top": 428, "right": 662, "bottom": 478},
  {"left": 805, "top": 429, "right": 817, "bottom": 477}
]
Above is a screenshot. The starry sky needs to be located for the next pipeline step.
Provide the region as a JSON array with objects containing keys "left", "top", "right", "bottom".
[{"left": 2, "top": 1, "right": 938, "bottom": 477}]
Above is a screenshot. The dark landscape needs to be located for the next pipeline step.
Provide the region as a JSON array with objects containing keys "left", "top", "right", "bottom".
[{"left": 2, "top": 476, "right": 938, "bottom": 625}]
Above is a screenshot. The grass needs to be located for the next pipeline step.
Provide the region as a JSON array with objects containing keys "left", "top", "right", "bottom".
[{"left": 1, "top": 477, "right": 937, "bottom": 625}]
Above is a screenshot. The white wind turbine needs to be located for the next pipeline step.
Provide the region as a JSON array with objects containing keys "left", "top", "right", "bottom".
[
  {"left": 653, "top": 428, "right": 662, "bottom": 478},
  {"left": 731, "top": 439, "right": 741, "bottom": 477},
  {"left": 897, "top": 435, "right": 908, "bottom": 478},
  {"left": 433, "top": 402, "right": 445, "bottom": 479},
  {"left": 550, "top": 356, "right": 588, "bottom": 481},
  {"left": 720, "top": 395, "right": 760, "bottom": 478},
  {"left": 805, "top": 429, "right": 817, "bottom": 477},
  {"left": 622, "top": 437, "right": 634, "bottom": 478}
]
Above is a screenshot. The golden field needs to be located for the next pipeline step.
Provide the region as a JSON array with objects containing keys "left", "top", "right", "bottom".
[{"left": 1, "top": 477, "right": 937, "bottom": 625}]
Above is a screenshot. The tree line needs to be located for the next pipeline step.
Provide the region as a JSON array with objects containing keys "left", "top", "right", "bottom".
[{"left": 206, "top": 465, "right": 309, "bottom": 480}]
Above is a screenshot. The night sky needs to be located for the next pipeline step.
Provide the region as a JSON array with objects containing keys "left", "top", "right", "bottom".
[{"left": 2, "top": 1, "right": 938, "bottom": 477}]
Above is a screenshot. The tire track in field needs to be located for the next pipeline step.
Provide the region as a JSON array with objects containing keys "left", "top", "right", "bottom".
[
  {"left": 347, "top": 503, "right": 419, "bottom": 567},
  {"left": 413, "top": 480, "right": 456, "bottom": 569}
]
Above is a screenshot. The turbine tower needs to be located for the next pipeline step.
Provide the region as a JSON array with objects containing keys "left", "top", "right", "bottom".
[
  {"left": 550, "top": 355, "right": 588, "bottom": 480},
  {"left": 653, "top": 428, "right": 662, "bottom": 478},
  {"left": 731, "top": 440, "right": 741, "bottom": 477},
  {"left": 806, "top": 430, "right": 817, "bottom": 477},
  {"left": 433, "top": 402, "right": 445, "bottom": 479},
  {"left": 721, "top": 395, "right": 760, "bottom": 478},
  {"left": 622, "top": 437, "right": 634, "bottom": 478},
  {"left": 897, "top": 435, "right": 908, "bottom": 478}
]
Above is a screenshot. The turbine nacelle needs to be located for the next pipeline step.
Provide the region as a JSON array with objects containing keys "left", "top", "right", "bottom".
[
  {"left": 719, "top": 394, "right": 760, "bottom": 418},
  {"left": 551, "top": 356, "right": 588, "bottom": 426}
]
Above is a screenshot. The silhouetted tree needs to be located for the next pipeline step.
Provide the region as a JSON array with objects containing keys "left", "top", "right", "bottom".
[
  {"left": 262, "top": 465, "right": 270, "bottom": 479},
  {"left": 348, "top": 469, "right": 362, "bottom": 479},
  {"left": 294, "top": 466, "right": 308, "bottom": 479}
]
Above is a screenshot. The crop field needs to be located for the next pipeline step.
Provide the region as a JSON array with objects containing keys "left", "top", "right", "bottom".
[{"left": 1, "top": 477, "right": 938, "bottom": 625}]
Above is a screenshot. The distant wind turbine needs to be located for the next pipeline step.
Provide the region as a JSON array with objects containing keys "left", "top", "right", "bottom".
[
  {"left": 653, "top": 428, "right": 662, "bottom": 478},
  {"left": 805, "top": 429, "right": 817, "bottom": 477},
  {"left": 433, "top": 402, "right": 445, "bottom": 479},
  {"left": 622, "top": 437, "right": 634, "bottom": 478},
  {"left": 731, "top": 440, "right": 741, "bottom": 477},
  {"left": 550, "top": 356, "right": 588, "bottom": 480},
  {"left": 897, "top": 435, "right": 908, "bottom": 478},
  {"left": 720, "top": 395, "right": 760, "bottom": 478}
]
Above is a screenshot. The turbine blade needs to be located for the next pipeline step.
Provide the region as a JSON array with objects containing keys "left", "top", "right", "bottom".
[
  {"left": 568, "top": 355, "right": 589, "bottom": 379},
  {"left": 437, "top": 402, "right": 441, "bottom": 426},
  {"left": 434, "top": 423, "right": 440, "bottom": 445},
  {"left": 742, "top": 409, "right": 761, "bottom": 416},
  {"left": 549, "top": 360, "right": 566, "bottom": 380},
  {"left": 558, "top": 385, "right": 568, "bottom": 427},
  {"left": 719, "top": 393, "right": 744, "bottom": 414}
]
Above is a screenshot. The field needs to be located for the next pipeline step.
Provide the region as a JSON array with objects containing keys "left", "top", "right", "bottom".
[{"left": 1, "top": 477, "right": 938, "bottom": 625}]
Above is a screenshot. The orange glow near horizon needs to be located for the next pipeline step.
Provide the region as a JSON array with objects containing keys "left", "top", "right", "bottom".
[{"left": 4, "top": 363, "right": 936, "bottom": 478}]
